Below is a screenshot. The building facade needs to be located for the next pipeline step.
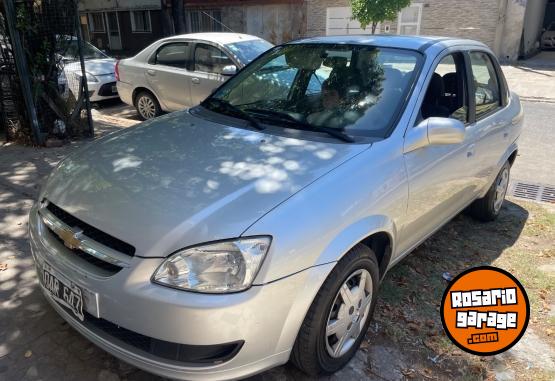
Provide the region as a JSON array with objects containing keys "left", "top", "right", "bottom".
[
  {"left": 78, "top": 0, "right": 553, "bottom": 60},
  {"left": 79, "top": 0, "right": 163, "bottom": 56},
  {"left": 305, "top": 0, "right": 553, "bottom": 61}
]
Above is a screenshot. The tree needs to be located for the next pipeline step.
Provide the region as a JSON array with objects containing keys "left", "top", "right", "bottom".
[
  {"left": 350, "top": 0, "right": 411, "bottom": 34},
  {"left": 161, "top": 0, "right": 186, "bottom": 37}
]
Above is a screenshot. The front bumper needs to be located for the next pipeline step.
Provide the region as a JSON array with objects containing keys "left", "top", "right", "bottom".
[
  {"left": 29, "top": 204, "right": 333, "bottom": 380},
  {"left": 87, "top": 80, "right": 119, "bottom": 102},
  {"left": 541, "top": 38, "right": 555, "bottom": 49}
]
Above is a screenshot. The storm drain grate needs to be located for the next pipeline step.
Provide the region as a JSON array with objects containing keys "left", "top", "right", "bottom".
[{"left": 509, "top": 181, "right": 555, "bottom": 204}]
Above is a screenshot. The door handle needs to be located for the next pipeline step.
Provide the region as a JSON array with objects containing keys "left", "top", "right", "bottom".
[
  {"left": 467, "top": 144, "right": 475, "bottom": 158},
  {"left": 146, "top": 69, "right": 156, "bottom": 76},
  {"left": 191, "top": 77, "right": 201, "bottom": 84},
  {"left": 503, "top": 132, "right": 509, "bottom": 139}
]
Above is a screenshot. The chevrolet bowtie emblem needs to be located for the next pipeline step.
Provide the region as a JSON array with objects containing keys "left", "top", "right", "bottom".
[{"left": 58, "top": 228, "right": 83, "bottom": 250}]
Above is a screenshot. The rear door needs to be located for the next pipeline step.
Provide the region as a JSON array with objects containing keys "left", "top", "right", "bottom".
[
  {"left": 145, "top": 41, "right": 192, "bottom": 111},
  {"left": 189, "top": 42, "right": 236, "bottom": 105},
  {"left": 465, "top": 50, "right": 510, "bottom": 192}
]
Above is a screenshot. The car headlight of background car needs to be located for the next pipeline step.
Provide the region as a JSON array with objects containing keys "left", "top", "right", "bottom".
[
  {"left": 152, "top": 237, "right": 271, "bottom": 293},
  {"left": 76, "top": 72, "right": 99, "bottom": 83}
]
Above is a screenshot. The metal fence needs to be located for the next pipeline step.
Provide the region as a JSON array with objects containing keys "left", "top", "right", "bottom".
[{"left": 0, "top": 0, "right": 93, "bottom": 144}]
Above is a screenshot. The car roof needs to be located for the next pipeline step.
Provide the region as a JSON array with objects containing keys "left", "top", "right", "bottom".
[
  {"left": 287, "top": 35, "right": 488, "bottom": 52},
  {"left": 162, "top": 32, "right": 264, "bottom": 45}
]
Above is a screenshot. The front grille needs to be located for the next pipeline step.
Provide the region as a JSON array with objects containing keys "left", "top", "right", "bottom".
[
  {"left": 79, "top": 312, "right": 243, "bottom": 364},
  {"left": 47, "top": 229, "right": 122, "bottom": 274},
  {"left": 46, "top": 203, "right": 135, "bottom": 256},
  {"left": 97, "top": 81, "right": 117, "bottom": 96}
]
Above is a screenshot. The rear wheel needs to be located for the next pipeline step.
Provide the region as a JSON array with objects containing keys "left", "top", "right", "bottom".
[
  {"left": 468, "top": 161, "right": 511, "bottom": 222},
  {"left": 135, "top": 91, "right": 161, "bottom": 120},
  {"left": 291, "top": 244, "right": 379, "bottom": 376}
]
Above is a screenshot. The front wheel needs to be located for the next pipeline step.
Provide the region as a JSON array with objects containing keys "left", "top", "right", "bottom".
[
  {"left": 291, "top": 244, "right": 379, "bottom": 376},
  {"left": 468, "top": 161, "right": 511, "bottom": 222}
]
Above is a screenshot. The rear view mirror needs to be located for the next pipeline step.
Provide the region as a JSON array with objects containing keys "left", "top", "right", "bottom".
[
  {"left": 404, "top": 117, "right": 465, "bottom": 153},
  {"left": 221, "top": 65, "right": 237, "bottom": 76}
]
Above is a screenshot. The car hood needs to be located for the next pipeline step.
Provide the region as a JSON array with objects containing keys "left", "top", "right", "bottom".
[
  {"left": 65, "top": 58, "right": 116, "bottom": 76},
  {"left": 42, "top": 111, "right": 368, "bottom": 257}
]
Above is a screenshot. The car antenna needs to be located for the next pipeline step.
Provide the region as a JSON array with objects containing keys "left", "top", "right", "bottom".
[{"left": 201, "top": 11, "right": 236, "bottom": 33}]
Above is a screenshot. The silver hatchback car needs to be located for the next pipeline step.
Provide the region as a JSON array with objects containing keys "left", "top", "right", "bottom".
[{"left": 30, "top": 36, "right": 522, "bottom": 380}]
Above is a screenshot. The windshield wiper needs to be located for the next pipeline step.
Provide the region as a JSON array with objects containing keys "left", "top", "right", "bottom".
[
  {"left": 202, "top": 98, "right": 265, "bottom": 131},
  {"left": 245, "top": 108, "right": 355, "bottom": 143}
]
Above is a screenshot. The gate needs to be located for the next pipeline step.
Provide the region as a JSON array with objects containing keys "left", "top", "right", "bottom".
[{"left": 0, "top": 0, "right": 93, "bottom": 144}]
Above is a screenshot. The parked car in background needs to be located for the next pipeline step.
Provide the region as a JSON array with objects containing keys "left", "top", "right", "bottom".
[
  {"left": 57, "top": 37, "right": 118, "bottom": 102},
  {"left": 31, "top": 36, "right": 522, "bottom": 380},
  {"left": 116, "top": 32, "right": 273, "bottom": 120},
  {"left": 541, "top": 22, "right": 555, "bottom": 49}
]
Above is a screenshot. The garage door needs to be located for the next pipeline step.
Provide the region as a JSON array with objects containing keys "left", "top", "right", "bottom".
[{"left": 326, "top": 7, "right": 379, "bottom": 35}]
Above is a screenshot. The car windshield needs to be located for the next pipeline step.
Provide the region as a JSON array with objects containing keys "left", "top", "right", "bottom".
[
  {"left": 58, "top": 39, "right": 108, "bottom": 61},
  {"left": 225, "top": 39, "right": 274, "bottom": 64},
  {"left": 207, "top": 44, "right": 422, "bottom": 139}
]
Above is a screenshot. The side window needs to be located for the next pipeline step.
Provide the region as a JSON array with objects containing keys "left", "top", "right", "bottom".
[
  {"left": 194, "top": 44, "right": 233, "bottom": 74},
  {"left": 155, "top": 43, "right": 189, "bottom": 68},
  {"left": 421, "top": 53, "right": 468, "bottom": 123},
  {"left": 469, "top": 51, "right": 501, "bottom": 119}
]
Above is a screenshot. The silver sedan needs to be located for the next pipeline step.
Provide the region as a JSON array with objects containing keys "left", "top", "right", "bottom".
[
  {"left": 30, "top": 35, "right": 522, "bottom": 380},
  {"left": 116, "top": 32, "right": 273, "bottom": 120}
]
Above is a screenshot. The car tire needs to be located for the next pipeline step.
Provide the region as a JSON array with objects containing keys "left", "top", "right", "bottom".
[
  {"left": 468, "top": 161, "right": 511, "bottom": 222},
  {"left": 291, "top": 244, "right": 379, "bottom": 376},
  {"left": 135, "top": 91, "right": 161, "bottom": 120}
]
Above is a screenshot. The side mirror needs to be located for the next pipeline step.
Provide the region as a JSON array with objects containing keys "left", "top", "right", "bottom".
[
  {"left": 221, "top": 65, "right": 237, "bottom": 76},
  {"left": 404, "top": 117, "right": 465, "bottom": 153}
]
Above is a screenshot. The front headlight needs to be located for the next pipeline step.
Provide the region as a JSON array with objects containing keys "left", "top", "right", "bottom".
[
  {"left": 77, "top": 72, "right": 98, "bottom": 83},
  {"left": 152, "top": 237, "right": 271, "bottom": 293}
]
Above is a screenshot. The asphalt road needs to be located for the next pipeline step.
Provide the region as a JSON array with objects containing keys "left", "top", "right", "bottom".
[{"left": 511, "top": 100, "right": 555, "bottom": 186}]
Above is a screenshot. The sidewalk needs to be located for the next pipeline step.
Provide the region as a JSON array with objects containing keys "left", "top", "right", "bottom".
[{"left": 502, "top": 51, "right": 555, "bottom": 103}]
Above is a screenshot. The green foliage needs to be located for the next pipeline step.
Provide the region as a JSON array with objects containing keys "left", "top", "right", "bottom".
[{"left": 350, "top": 0, "right": 411, "bottom": 33}]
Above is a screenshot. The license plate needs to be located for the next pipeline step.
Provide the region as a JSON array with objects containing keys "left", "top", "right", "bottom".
[{"left": 41, "top": 265, "right": 84, "bottom": 321}]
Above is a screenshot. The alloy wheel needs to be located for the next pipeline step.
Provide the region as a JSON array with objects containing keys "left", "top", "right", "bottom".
[
  {"left": 325, "top": 269, "right": 373, "bottom": 358},
  {"left": 137, "top": 96, "right": 156, "bottom": 119},
  {"left": 493, "top": 166, "right": 509, "bottom": 213}
]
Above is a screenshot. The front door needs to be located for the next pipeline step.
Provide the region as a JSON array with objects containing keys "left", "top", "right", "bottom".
[
  {"left": 190, "top": 43, "right": 234, "bottom": 105},
  {"left": 105, "top": 12, "right": 121, "bottom": 51},
  {"left": 398, "top": 51, "right": 476, "bottom": 255}
]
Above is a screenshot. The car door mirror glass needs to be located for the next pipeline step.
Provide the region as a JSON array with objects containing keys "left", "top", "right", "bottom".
[{"left": 221, "top": 65, "right": 237, "bottom": 76}]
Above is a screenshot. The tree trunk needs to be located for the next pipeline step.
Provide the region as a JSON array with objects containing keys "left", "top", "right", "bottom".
[
  {"left": 172, "top": 0, "right": 186, "bottom": 34},
  {"left": 371, "top": 21, "right": 378, "bottom": 34},
  {"left": 161, "top": 0, "right": 175, "bottom": 36}
]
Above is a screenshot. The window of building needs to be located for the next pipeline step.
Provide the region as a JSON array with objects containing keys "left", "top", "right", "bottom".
[
  {"left": 469, "top": 51, "right": 501, "bottom": 119},
  {"left": 397, "top": 4, "right": 422, "bottom": 35},
  {"left": 88, "top": 13, "right": 105, "bottom": 33},
  {"left": 194, "top": 44, "right": 232, "bottom": 74},
  {"left": 131, "top": 10, "right": 152, "bottom": 33},
  {"left": 187, "top": 9, "right": 223, "bottom": 33},
  {"left": 155, "top": 43, "right": 190, "bottom": 68}
]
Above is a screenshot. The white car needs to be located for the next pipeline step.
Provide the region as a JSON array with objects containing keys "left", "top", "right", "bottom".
[
  {"left": 116, "top": 33, "right": 273, "bottom": 120},
  {"left": 58, "top": 38, "right": 118, "bottom": 102},
  {"left": 541, "top": 22, "right": 555, "bottom": 49}
]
